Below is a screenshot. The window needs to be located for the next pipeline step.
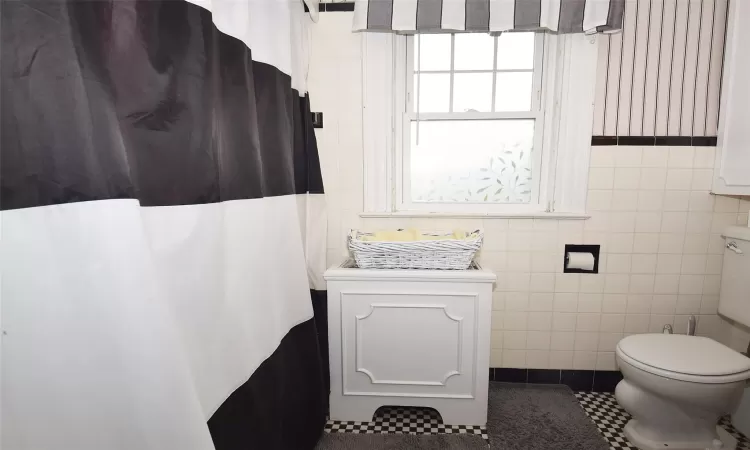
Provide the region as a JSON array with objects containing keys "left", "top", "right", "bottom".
[
  {"left": 361, "top": 31, "right": 599, "bottom": 217},
  {"left": 402, "top": 33, "right": 544, "bottom": 212}
]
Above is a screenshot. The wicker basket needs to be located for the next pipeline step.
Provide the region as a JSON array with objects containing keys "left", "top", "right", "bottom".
[{"left": 348, "top": 230, "right": 483, "bottom": 270}]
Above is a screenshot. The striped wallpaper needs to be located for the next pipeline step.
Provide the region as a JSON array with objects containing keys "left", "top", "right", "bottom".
[
  {"left": 317, "top": 0, "right": 727, "bottom": 139},
  {"left": 593, "top": 0, "right": 729, "bottom": 138}
]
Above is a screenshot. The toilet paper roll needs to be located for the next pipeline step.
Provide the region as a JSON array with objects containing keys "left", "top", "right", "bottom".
[{"left": 566, "top": 252, "right": 595, "bottom": 271}]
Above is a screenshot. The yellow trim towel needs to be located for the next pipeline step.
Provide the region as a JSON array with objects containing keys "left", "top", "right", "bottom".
[{"left": 360, "top": 229, "right": 477, "bottom": 242}]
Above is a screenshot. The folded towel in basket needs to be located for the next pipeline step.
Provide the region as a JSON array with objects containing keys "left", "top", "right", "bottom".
[
  {"left": 360, "top": 229, "right": 477, "bottom": 242},
  {"left": 361, "top": 229, "right": 417, "bottom": 242}
]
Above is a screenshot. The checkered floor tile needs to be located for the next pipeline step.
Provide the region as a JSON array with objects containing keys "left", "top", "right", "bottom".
[
  {"left": 575, "top": 391, "right": 750, "bottom": 450},
  {"left": 324, "top": 406, "right": 488, "bottom": 444},
  {"left": 326, "top": 393, "right": 750, "bottom": 449}
]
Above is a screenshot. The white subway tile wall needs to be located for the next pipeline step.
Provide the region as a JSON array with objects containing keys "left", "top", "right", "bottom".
[{"left": 309, "top": 12, "right": 750, "bottom": 371}]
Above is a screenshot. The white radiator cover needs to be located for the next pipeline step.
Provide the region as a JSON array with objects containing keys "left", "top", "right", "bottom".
[{"left": 324, "top": 261, "right": 496, "bottom": 426}]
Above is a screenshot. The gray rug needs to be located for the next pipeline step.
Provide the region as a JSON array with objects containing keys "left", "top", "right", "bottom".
[
  {"left": 487, "top": 382, "right": 610, "bottom": 450},
  {"left": 315, "top": 432, "right": 488, "bottom": 449}
]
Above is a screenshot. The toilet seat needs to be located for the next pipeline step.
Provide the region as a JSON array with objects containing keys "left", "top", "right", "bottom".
[{"left": 617, "top": 334, "right": 750, "bottom": 384}]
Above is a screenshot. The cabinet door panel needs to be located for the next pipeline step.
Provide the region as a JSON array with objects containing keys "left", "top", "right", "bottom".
[{"left": 340, "top": 290, "right": 478, "bottom": 398}]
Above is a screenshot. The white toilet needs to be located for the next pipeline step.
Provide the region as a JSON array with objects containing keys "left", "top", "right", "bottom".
[{"left": 615, "top": 226, "right": 750, "bottom": 450}]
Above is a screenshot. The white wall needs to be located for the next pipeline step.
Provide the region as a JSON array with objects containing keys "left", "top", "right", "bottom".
[{"left": 308, "top": 12, "right": 750, "bottom": 370}]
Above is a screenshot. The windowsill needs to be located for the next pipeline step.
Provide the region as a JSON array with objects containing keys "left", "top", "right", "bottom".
[{"left": 359, "top": 211, "right": 590, "bottom": 220}]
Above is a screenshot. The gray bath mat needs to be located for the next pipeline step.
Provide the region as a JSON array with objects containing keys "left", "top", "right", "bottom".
[
  {"left": 487, "top": 382, "right": 610, "bottom": 450},
  {"left": 315, "top": 432, "right": 488, "bottom": 449}
]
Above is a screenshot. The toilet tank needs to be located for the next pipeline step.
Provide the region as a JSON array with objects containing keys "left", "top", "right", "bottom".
[{"left": 719, "top": 226, "right": 750, "bottom": 328}]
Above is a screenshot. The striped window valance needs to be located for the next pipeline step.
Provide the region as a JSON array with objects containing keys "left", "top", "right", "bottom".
[{"left": 352, "top": 0, "right": 625, "bottom": 34}]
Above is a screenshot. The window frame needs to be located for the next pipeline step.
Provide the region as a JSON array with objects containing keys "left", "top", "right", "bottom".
[
  {"left": 361, "top": 32, "right": 598, "bottom": 219},
  {"left": 397, "top": 33, "right": 548, "bottom": 214}
]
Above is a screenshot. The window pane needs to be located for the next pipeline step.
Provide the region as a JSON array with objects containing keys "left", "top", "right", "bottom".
[
  {"left": 415, "top": 73, "right": 450, "bottom": 112},
  {"left": 409, "top": 120, "right": 535, "bottom": 204},
  {"left": 414, "top": 34, "right": 451, "bottom": 71},
  {"left": 452, "top": 73, "right": 493, "bottom": 112},
  {"left": 495, "top": 72, "right": 533, "bottom": 111},
  {"left": 453, "top": 34, "right": 494, "bottom": 70},
  {"left": 496, "top": 32, "right": 535, "bottom": 70}
]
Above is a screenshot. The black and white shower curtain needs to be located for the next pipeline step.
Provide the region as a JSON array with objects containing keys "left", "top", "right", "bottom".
[{"left": 1, "top": 1, "right": 327, "bottom": 449}]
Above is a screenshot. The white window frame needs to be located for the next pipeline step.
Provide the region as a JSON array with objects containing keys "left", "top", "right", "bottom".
[
  {"left": 361, "top": 32, "right": 599, "bottom": 219},
  {"left": 397, "top": 34, "right": 546, "bottom": 214}
]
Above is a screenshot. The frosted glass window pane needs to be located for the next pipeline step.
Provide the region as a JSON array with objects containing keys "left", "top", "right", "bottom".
[
  {"left": 415, "top": 74, "right": 450, "bottom": 112},
  {"left": 454, "top": 34, "right": 494, "bottom": 70},
  {"left": 414, "top": 34, "right": 452, "bottom": 71},
  {"left": 495, "top": 73, "right": 533, "bottom": 111},
  {"left": 453, "top": 73, "right": 493, "bottom": 112},
  {"left": 410, "top": 120, "right": 535, "bottom": 203},
  {"left": 496, "top": 32, "right": 535, "bottom": 70}
]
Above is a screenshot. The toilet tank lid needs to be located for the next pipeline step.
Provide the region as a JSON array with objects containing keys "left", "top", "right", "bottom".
[
  {"left": 723, "top": 226, "right": 750, "bottom": 242},
  {"left": 617, "top": 334, "right": 750, "bottom": 377}
]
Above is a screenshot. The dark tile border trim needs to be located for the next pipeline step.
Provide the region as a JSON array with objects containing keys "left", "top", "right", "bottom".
[
  {"left": 306, "top": 2, "right": 356, "bottom": 12},
  {"left": 691, "top": 136, "right": 718, "bottom": 146},
  {"left": 493, "top": 368, "right": 528, "bottom": 383},
  {"left": 490, "top": 368, "right": 623, "bottom": 393},
  {"left": 654, "top": 136, "right": 692, "bottom": 146},
  {"left": 591, "top": 136, "right": 618, "bottom": 146},
  {"left": 617, "top": 136, "right": 658, "bottom": 146},
  {"left": 322, "top": 2, "right": 356, "bottom": 11},
  {"left": 591, "top": 136, "right": 717, "bottom": 146}
]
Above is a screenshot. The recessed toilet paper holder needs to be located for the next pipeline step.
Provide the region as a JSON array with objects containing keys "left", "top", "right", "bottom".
[{"left": 563, "top": 244, "right": 600, "bottom": 274}]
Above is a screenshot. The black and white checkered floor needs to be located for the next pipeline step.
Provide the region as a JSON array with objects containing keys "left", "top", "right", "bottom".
[
  {"left": 324, "top": 392, "right": 750, "bottom": 449},
  {"left": 324, "top": 406, "right": 488, "bottom": 442},
  {"left": 575, "top": 391, "right": 750, "bottom": 450}
]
